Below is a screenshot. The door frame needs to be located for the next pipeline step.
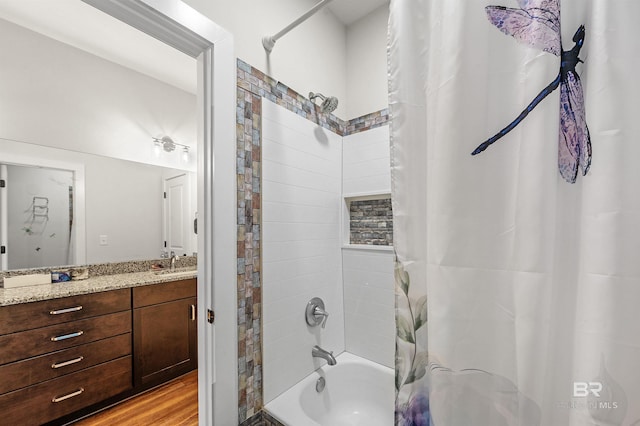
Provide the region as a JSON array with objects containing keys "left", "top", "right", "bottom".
[{"left": 81, "top": 1, "right": 237, "bottom": 424}]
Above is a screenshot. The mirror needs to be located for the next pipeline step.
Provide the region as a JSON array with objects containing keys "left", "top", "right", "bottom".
[
  {"left": 0, "top": 137, "right": 197, "bottom": 271},
  {"left": 0, "top": 13, "right": 197, "bottom": 272}
]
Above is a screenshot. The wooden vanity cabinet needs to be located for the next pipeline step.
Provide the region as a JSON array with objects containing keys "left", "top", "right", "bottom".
[
  {"left": 0, "top": 289, "right": 132, "bottom": 426},
  {"left": 0, "top": 278, "right": 197, "bottom": 424},
  {"left": 133, "top": 278, "right": 197, "bottom": 388}
]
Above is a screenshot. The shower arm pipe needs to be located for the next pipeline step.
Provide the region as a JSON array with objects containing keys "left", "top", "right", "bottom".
[{"left": 262, "top": 0, "right": 336, "bottom": 53}]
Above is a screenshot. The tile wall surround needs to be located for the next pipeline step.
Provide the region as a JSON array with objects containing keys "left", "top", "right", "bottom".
[
  {"left": 261, "top": 99, "right": 345, "bottom": 404},
  {"left": 341, "top": 123, "right": 395, "bottom": 369},
  {"left": 342, "top": 248, "right": 396, "bottom": 368},
  {"left": 342, "top": 124, "right": 391, "bottom": 197},
  {"left": 236, "top": 58, "right": 390, "bottom": 423}
]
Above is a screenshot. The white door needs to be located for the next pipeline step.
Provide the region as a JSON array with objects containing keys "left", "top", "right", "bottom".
[{"left": 163, "top": 173, "right": 191, "bottom": 257}]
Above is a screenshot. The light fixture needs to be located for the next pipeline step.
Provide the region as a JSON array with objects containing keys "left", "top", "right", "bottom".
[{"left": 153, "top": 136, "right": 190, "bottom": 161}]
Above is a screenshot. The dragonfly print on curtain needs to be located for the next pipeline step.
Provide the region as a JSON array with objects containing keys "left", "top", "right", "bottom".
[{"left": 471, "top": 0, "right": 592, "bottom": 184}]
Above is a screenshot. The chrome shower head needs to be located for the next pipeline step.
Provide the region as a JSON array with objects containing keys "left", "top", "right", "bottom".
[{"left": 309, "top": 92, "right": 339, "bottom": 114}]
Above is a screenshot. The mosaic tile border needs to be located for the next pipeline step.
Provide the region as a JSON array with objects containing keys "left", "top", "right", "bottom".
[
  {"left": 239, "top": 410, "right": 286, "bottom": 426},
  {"left": 236, "top": 82, "right": 262, "bottom": 422},
  {"left": 345, "top": 107, "right": 391, "bottom": 135},
  {"left": 236, "top": 58, "right": 390, "bottom": 423},
  {"left": 237, "top": 60, "right": 345, "bottom": 135}
]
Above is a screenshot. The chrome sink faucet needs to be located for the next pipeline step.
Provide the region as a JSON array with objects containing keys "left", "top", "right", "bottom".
[
  {"left": 170, "top": 251, "right": 179, "bottom": 271},
  {"left": 312, "top": 345, "right": 337, "bottom": 365}
]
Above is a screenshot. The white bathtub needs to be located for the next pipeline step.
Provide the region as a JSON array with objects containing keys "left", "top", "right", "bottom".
[{"left": 265, "top": 352, "right": 394, "bottom": 426}]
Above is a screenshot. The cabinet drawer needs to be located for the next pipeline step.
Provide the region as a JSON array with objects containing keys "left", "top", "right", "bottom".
[
  {"left": 0, "top": 333, "right": 131, "bottom": 395},
  {"left": 133, "top": 279, "right": 196, "bottom": 308},
  {"left": 0, "top": 356, "right": 132, "bottom": 426},
  {"left": 0, "top": 288, "right": 131, "bottom": 335},
  {"left": 0, "top": 311, "right": 131, "bottom": 365}
]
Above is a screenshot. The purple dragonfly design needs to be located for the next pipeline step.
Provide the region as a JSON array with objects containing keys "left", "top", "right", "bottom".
[{"left": 471, "top": 0, "right": 592, "bottom": 183}]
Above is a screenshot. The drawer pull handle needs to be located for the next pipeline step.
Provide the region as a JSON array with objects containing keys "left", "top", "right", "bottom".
[
  {"left": 51, "top": 356, "right": 84, "bottom": 369},
  {"left": 51, "top": 331, "right": 84, "bottom": 342},
  {"left": 190, "top": 304, "right": 196, "bottom": 321},
  {"left": 52, "top": 388, "right": 84, "bottom": 403},
  {"left": 50, "top": 306, "right": 83, "bottom": 315}
]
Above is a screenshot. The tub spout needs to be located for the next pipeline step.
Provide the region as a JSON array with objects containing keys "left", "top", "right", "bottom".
[{"left": 312, "top": 345, "right": 337, "bottom": 365}]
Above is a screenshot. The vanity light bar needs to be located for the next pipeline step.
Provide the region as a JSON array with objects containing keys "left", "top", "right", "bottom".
[{"left": 152, "top": 136, "right": 190, "bottom": 153}]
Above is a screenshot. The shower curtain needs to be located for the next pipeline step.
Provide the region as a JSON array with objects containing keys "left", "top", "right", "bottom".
[{"left": 389, "top": 1, "right": 640, "bottom": 425}]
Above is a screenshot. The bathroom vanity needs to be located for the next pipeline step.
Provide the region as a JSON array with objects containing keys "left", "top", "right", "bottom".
[
  {"left": 0, "top": 273, "right": 197, "bottom": 425},
  {"left": 133, "top": 279, "right": 197, "bottom": 388}
]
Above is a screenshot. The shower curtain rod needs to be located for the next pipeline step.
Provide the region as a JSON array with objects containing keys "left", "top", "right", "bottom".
[{"left": 262, "top": 0, "right": 336, "bottom": 53}]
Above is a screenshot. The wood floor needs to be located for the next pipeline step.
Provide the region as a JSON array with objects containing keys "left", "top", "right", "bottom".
[{"left": 74, "top": 371, "right": 198, "bottom": 426}]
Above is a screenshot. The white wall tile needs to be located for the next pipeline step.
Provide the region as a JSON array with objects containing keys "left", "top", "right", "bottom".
[
  {"left": 262, "top": 100, "right": 345, "bottom": 404},
  {"left": 342, "top": 125, "right": 391, "bottom": 195},
  {"left": 341, "top": 126, "right": 394, "bottom": 367},
  {"left": 263, "top": 103, "right": 395, "bottom": 402},
  {"left": 342, "top": 242, "right": 395, "bottom": 368}
]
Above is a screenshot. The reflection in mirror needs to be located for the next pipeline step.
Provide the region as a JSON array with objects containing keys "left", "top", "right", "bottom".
[
  {"left": 0, "top": 148, "right": 86, "bottom": 272},
  {"left": 0, "top": 137, "right": 197, "bottom": 272},
  {"left": 2, "top": 164, "right": 74, "bottom": 270}
]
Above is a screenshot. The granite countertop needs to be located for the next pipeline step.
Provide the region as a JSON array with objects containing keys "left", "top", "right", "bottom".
[{"left": 0, "top": 268, "right": 197, "bottom": 307}]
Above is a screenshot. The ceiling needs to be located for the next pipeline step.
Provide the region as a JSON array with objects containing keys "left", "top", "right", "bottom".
[
  {"left": 0, "top": 0, "right": 389, "bottom": 95},
  {"left": 329, "top": 0, "right": 389, "bottom": 25}
]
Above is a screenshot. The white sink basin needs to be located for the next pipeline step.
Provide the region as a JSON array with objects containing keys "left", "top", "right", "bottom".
[{"left": 153, "top": 268, "right": 197, "bottom": 279}]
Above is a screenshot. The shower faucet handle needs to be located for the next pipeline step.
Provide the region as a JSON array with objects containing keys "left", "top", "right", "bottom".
[
  {"left": 314, "top": 306, "right": 329, "bottom": 328},
  {"left": 306, "top": 297, "right": 328, "bottom": 328}
]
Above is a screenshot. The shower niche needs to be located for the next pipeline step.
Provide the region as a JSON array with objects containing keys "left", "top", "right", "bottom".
[{"left": 342, "top": 194, "right": 393, "bottom": 247}]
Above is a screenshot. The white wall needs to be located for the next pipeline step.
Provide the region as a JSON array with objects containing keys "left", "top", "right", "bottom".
[
  {"left": 184, "top": 0, "right": 348, "bottom": 119},
  {"left": 83, "top": 155, "right": 166, "bottom": 263},
  {"left": 0, "top": 18, "right": 197, "bottom": 172},
  {"left": 262, "top": 100, "right": 345, "bottom": 403},
  {"left": 346, "top": 5, "right": 390, "bottom": 119},
  {"left": 185, "top": 0, "right": 391, "bottom": 120},
  {"left": 342, "top": 124, "right": 395, "bottom": 367}
]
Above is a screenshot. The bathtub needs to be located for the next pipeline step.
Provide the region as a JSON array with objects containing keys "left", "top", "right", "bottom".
[{"left": 265, "top": 352, "right": 394, "bottom": 426}]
